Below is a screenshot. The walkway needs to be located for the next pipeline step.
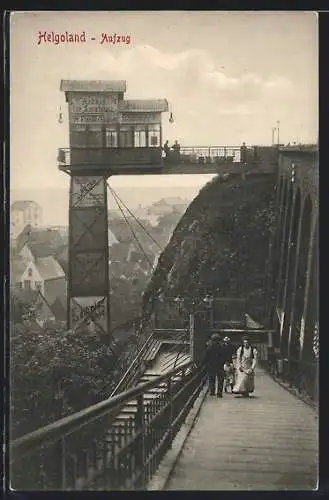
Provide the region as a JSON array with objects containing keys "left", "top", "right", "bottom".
[{"left": 166, "top": 367, "right": 318, "bottom": 491}]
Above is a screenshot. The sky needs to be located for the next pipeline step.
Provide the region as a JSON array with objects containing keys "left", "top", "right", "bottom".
[{"left": 10, "top": 11, "right": 318, "bottom": 222}]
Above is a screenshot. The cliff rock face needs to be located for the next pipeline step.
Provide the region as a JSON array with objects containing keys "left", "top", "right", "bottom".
[{"left": 142, "top": 173, "right": 277, "bottom": 323}]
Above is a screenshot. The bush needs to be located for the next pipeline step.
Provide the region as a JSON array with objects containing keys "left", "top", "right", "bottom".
[{"left": 10, "top": 321, "right": 117, "bottom": 439}]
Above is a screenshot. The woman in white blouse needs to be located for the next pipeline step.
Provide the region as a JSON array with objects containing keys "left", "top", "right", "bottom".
[{"left": 233, "top": 336, "right": 258, "bottom": 397}]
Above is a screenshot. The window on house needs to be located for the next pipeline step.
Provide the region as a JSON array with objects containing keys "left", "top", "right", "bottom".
[
  {"left": 35, "top": 281, "right": 42, "bottom": 291},
  {"left": 16, "top": 282, "right": 22, "bottom": 289},
  {"left": 148, "top": 124, "right": 161, "bottom": 147},
  {"left": 28, "top": 268, "right": 33, "bottom": 277},
  {"left": 134, "top": 126, "right": 147, "bottom": 147},
  {"left": 105, "top": 128, "right": 118, "bottom": 148},
  {"left": 24, "top": 280, "right": 31, "bottom": 290}
]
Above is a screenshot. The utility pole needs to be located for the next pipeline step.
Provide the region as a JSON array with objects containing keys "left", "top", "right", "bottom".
[
  {"left": 276, "top": 120, "right": 280, "bottom": 145},
  {"left": 271, "top": 127, "right": 276, "bottom": 146}
]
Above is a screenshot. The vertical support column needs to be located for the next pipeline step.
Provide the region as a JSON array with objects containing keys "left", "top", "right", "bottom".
[
  {"left": 286, "top": 210, "right": 303, "bottom": 359},
  {"left": 189, "top": 313, "right": 195, "bottom": 363},
  {"left": 276, "top": 186, "right": 291, "bottom": 313},
  {"left": 279, "top": 191, "right": 296, "bottom": 345},
  {"left": 67, "top": 174, "right": 110, "bottom": 337},
  {"left": 299, "top": 219, "right": 318, "bottom": 361}
]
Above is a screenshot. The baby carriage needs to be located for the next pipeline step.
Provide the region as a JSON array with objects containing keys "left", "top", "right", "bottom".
[{"left": 223, "top": 362, "right": 235, "bottom": 393}]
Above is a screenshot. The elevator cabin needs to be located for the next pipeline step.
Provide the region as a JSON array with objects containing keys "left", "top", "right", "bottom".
[{"left": 61, "top": 80, "right": 169, "bottom": 168}]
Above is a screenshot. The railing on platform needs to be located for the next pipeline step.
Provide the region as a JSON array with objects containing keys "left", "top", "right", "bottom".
[
  {"left": 58, "top": 147, "right": 163, "bottom": 167},
  {"left": 10, "top": 361, "right": 206, "bottom": 491},
  {"left": 266, "top": 351, "right": 318, "bottom": 404},
  {"left": 179, "top": 146, "right": 241, "bottom": 164},
  {"left": 57, "top": 145, "right": 245, "bottom": 168}
]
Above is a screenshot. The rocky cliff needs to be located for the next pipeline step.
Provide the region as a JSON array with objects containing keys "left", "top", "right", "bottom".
[{"left": 142, "top": 172, "right": 277, "bottom": 323}]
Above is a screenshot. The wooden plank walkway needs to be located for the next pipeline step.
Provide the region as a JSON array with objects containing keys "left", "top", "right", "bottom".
[{"left": 166, "top": 367, "right": 318, "bottom": 491}]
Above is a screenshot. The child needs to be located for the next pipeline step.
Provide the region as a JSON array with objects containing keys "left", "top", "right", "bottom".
[{"left": 223, "top": 361, "right": 235, "bottom": 393}]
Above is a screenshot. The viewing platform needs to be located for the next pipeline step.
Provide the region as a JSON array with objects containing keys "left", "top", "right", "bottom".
[{"left": 58, "top": 145, "right": 278, "bottom": 176}]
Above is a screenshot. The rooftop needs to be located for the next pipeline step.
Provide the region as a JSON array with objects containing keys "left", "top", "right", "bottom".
[
  {"left": 35, "top": 256, "right": 65, "bottom": 281},
  {"left": 17, "top": 226, "right": 65, "bottom": 256},
  {"left": 11, "top": 200, "right": 41, "bottom": 211},
  {"left": 44, "top": 278, "right": 67, "bottom": 307},
  {"left": 118, "top": 99, "right": 168, "bottom": 113},
  {"left": 60, "top": 80, "right": 127, "bottom": 93}
]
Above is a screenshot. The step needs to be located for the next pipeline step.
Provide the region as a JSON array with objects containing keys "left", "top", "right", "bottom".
[{"left": 119, "top": 407, "right": 137, "bottom": 415}]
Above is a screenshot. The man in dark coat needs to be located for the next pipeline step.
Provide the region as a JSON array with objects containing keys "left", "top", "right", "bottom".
[
  {"left": 163, "top": 140, "right": 170, "bottom": 161},
  {"left": 223, "top": 336, "right": 235, "bottom": 364},
  {"left": 204, "top": 334, "right": 227, "bottom": 398}
]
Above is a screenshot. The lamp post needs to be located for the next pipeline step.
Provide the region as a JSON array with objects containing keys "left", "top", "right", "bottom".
[
  {"left": 271, "top": 127, "right": 276, "bottom": 146},
  {"left": 203, "top": 294, "right": 214, "bottom": 328},
  {"left": 276, "top": 120, "right": 280, "bottom": 146}
]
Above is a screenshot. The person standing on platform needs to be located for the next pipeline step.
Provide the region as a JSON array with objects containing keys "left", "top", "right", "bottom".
[
  {"left": 233, "top": 336, "right": 258, "bottom": 397},
  {"left": 240, "top": 142, "right": 247, "bottom": 165},
  {"left": 204, "top": 334, "right": 226, "bottom": 398},
  {"left": 163, "top": 140, "right": 170, "bottom": 161},
  {"left": 172, "top": 140, "right": 181, "bottom": 163}
]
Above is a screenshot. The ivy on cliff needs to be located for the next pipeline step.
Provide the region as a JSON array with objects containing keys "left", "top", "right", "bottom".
[{"left": 143, "top": 173, "right": 278, "bottom": 322}]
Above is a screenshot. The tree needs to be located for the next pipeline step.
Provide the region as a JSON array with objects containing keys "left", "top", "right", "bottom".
[{"left": 10, "top": 321, "right": 118, "bottom": 439}]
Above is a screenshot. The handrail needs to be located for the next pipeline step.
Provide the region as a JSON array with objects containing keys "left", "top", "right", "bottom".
[
  {"left": 110, "top": 331, "right": 155, "bottom": 397},
  {"left": 58, "top": 145, "right": 248, "bottom": 151},
  {"left": 10, "top": 360, "right": 192, "bottom": 459}
]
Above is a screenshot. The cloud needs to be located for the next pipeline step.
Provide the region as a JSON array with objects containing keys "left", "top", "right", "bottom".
[
  {"left": 48, "top": 43, "right": 294, "bottom": 107},
  {"left": 218, "top": 105, "right": 261, "bottom": 116},
  {"left": 10, "top": 40, "right": 316, "bottom": 191}
]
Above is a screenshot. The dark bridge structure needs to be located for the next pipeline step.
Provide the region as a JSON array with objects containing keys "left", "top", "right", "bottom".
[
  {"left": 10, "top": 81, "right": 318, "bottom": 491},
  {"left": 268, "top": 145, "right": 319, "bottom": 399}
]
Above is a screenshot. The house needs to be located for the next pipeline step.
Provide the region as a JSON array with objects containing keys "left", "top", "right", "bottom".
[
  {"left": 108, "top": 228, "right": 119, "bottom": 246},
  {"left": 109, "top": 242, "right": 131, "bottom": 263},
  {"left": 55, "top": 245, "right": 68, "bottom": 275},
  {"left": 47, "top": 225, "right": 68, "bottom": 242},
  {"left": 10, "top": 256, "right": 30, "bottom": 289},
  {"left": 16, "top": 225, "right": 65, "bottom": 260},
  {"left": 109, "top": 219, "right": 134, "bottom": 243},
  {"left": 36, "top": 256, "right": 66, "bottom": 302},
  {"left": 52, "top": 228, "right": 117, "bottom": 275},
  {"left": 10, "top": 255, "right": 66, "bottom": 310},
  {"left": 11, "top": 289, "right": 55, "bottom": 326},
  {"left": 147, "top": 198, "right": 188, "bottom": 216},
  {"left": 10, "top": 200, "right": 43, "bottom": 239}
]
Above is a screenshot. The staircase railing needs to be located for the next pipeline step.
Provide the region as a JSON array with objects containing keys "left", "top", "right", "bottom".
[
  {"left": 110, "top": 331, "right": 156, "bottom": 397},
  {"left": 10, "top": 361, "right": 206, "bottom": 491}
]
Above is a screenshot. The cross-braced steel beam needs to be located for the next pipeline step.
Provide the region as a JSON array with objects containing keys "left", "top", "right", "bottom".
[{"left": 67, "top": 174, "right": 110, "bottom": 337}]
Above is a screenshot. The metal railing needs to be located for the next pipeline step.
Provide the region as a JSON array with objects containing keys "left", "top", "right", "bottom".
[
  {"left": 110, "top": 331, "right": 156, "bottom": 397},
  {"left": 178, "top": 146, "right": 241, "bottom": 163},
  {"left": 10, "top": 361, "right": 206, "bottom": 491},
  {"left": 57, "top": 145, "right": 245, "bottom": 167},
  {"left": 266, "top": 351, "right": 318, "bottom": 404}
]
